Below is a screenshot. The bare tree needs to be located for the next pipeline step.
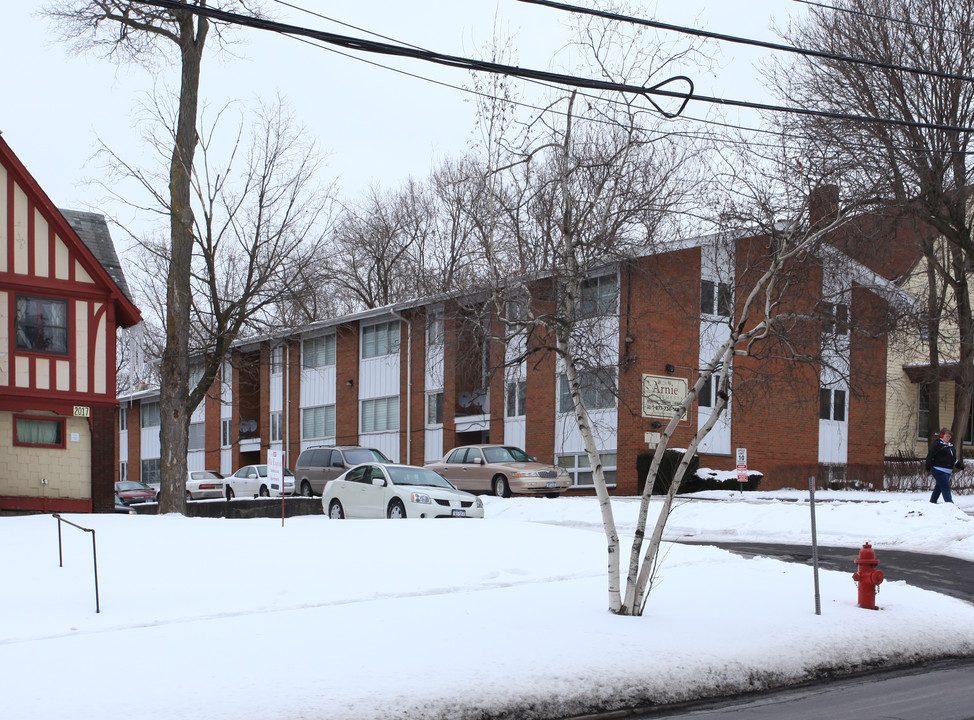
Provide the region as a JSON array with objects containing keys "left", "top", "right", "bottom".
[
  {"left": 770, "top": 0, "right": 974, "bottom": 446},
  {"left": 104, "top": 95, "right": 331, "bottom": 508},
  {"left": 46, "top": 0, "right": 263, "bottom": 514}
]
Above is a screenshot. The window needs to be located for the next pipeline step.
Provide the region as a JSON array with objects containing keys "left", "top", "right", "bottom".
[
  {"left": 119, "top": 408, "right": 128, "bottom": 432},
  {"left": 506, "top": 379, "right": 526, "bottom": 417},
  {"left": 427, "top": 310, "right": 444, "bottom": 346},
  {"left": 188, "top": 422, "right": 205, "bottom": 451},
  {"left": 302, "top": 405, "right": 336, "bottom": 440},
  {"left": 557, "top": 452, "right": 617, "bottom": 488},
  {"left": 917, "top": 384, "right": 931, "bottom": 442},
  {"left": 698, "top": 375, "right": 715, "bottom": 409},
  {"left": 221, "top": 418, "right": 232, "bottom": 447},
  {"left": 506, "top": 297, "right": 528, "bottom": 323},
  {"left": 362, "top": 396, "right": 399, "bottom": 433},
  {"left": 270, "top": 346, "right": 284, "bottom": 375},
  {"left": 119, "top": 461, "right": 128, "bottom": 483},
  {"left": 819, "top": 388, "right": 847, "bottom": 422},
  {"left": 577, "top": 275, "right": 618, "bottom": 318},
  {"left": 822, "top": 302, "right": 849, "bottom": 335},
  {"left": 558, "top": 371, "right": 616, "bottom": 413},
  {"left": 15, "top": 295, "right": 68, "bottom": 355},
  {"left": 700, "top": 279, "right": 731, "bottom": 317},
  {"left": 427, "top": 392, "right": 444, "bottom": 425},
  {"left": 141, "top": 458, "right": 161, "bottom": 486},
  {"left": 270, "top": 411, "right": 283, "bottom": 443},
  {"left": 302, "top": 335, "right": 336, "bottom": 369},
  {"left": 141, "top": 402, "right": 161, "bottom": 428},
  {"left": 362, "top": 321, "right": 401, "bottom": 359},
  {"left": 13, "top": 415, "right": 65, "bottom": 448}
]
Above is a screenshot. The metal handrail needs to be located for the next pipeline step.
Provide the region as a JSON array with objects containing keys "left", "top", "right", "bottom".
[{"left": 52, "top": 513, "right": 100, "bottom": 613}]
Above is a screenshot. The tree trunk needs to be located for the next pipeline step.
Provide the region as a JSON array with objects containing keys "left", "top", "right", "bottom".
[{"left": 158, "top": 11, "right": 208, "bottom": 514}]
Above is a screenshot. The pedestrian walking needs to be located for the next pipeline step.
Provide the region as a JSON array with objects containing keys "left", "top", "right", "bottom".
[{"left": 925, "top": 428, "right": 962, "bottom": 504}]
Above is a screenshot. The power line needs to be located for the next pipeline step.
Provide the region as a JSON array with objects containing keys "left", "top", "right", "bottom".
[
  {"left": 132, "top": 0, "right": 974, "bottom": 134},
  {"left": 792, "top": 0, "right": 974, "bottom": 39},
  {"left": 517, "top": 0, "right": 974, "bottom": 84}
]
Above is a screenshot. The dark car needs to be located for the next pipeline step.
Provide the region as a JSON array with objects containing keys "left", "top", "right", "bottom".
[
  {"left": 114, "top": 480, "right": 157, "bottom": 505},
  {"left": 293, "top": 446, "right": 392, "bottom": 496},
  {"left": 114, "top": 493, "right": 137, "bottom": 514}
]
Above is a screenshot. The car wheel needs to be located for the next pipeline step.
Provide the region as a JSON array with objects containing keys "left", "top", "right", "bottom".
[
  {"left": 186, "top": 491, "right": 192, "bottom": 502},
  {"left": 328, "top": 499, "right": 345, "bottom": 519},
  {"left": 492, "top": 475, "right": 511, "bottom": 498},
  {"left": 259, "top": 485, "right": 270, "bottom": 497},
  {"left": 387, "top": 498, "right": 407, "bottom": 519},
  {"left": 545, "top": 493, "right": 560, "bottom": 499},
  {"left": 301, "top": 481, "right": 314, "bottom": 497},
  {"left": 226, "top": 486, "right": 235, "bottom": 500}
]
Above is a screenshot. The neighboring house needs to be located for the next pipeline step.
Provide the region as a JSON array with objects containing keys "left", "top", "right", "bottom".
[
  {"left": 117, "top": 202, "right": 917, "bottom": 493},
  {"left": 0, "top": 135, "right": 141, "bottom": 514}
]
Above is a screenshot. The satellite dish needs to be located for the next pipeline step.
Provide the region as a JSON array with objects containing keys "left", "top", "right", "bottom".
[{"left": 458, "top": 392, "right": 473, "bottom": 408}]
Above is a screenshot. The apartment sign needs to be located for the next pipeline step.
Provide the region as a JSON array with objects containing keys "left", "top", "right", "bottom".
[{"left": 641, "top": 374, "right": 688, "bottom": 419}]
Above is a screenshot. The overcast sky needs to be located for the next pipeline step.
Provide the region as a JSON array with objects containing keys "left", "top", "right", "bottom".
[{"left": 2, "top": 0, "right": 807, "bottom": 248}]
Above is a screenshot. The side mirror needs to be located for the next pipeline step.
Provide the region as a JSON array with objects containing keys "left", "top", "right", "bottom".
[
  {"left": 371, "top": 477, "right": 386, "bottom": 487},
  {"left": 475, "top": 457, "right": 484, "bottom": 465}
]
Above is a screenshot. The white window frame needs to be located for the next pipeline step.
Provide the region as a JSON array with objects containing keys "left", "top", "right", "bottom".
[
  {"left": 556, "top": 451, "right": 617, "bottom": 488},
  {"left": 303, "top": 335, "right": 336, "bottom": 369},
  {"left": 188, "top": 422, "right": 205, "bottom": 451},
  {"left": 270, "top": 411, "right": 283, "bottom": 443},
  {"left": 302, "top": 405, "right": 336, "bottom": 440},
  {"left": 362, "top": 321, "right": 401, "bottom": 359},
  {"left": 362, "top": 396, "right": 400, "bottom": 433}
]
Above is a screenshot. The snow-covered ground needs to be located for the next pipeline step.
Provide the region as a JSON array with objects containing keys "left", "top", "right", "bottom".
[{"left": 2, "top": 491, "right": 973, "bottom": 720}]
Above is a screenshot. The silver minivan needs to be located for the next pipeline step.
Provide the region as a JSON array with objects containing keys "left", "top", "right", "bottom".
[{"left": 293, "top": 445, "right": 392, "bottom": 496}]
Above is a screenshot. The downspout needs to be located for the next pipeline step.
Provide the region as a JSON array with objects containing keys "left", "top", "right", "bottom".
[
  {"left": 391, "top": 310, "right": 412, "bottom": 464},
  {"left": 284, "top": 341, "right": 290, "bottom": 468}
]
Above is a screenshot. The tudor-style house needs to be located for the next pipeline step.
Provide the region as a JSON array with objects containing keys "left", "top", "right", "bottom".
[
  {"left": 0, "top": 135, "right": 141, "bottom": 514},
  {"left": 119, "top": 202, "right": 916, "bottom": 494}
]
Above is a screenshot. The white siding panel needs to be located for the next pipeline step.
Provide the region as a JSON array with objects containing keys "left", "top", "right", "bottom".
[
  {"left": 0, "top": 165, "right": 6, "bottom": 272},
  {"left": 13, "top": 184, "right": 27, "bottom": 274},
  {"left": 187, "top": 450, "right": 205, "bottom": 472},
  {"left": 300, "top": 366, "right": 336, "bottom": 407},
  {"left": 425, "top": 344, "right": 443, "bottom": 391},
  {"left": 819, "top": 419, "right": 849, "bottom": 464},
  {"left": 35, "top": 358, "right": 50, "bottom": 390},
  {"left": 555, "top": 408, "right": 617, "bottom": 455},
  {"left": 74, "top": 259, "right": 93, "bottom": 284},
  {"left": 221, "top": 447, "right": 233, "bottom": 476},
  {"left": 360, "top": 355, "right": 399, "bottom": 399},
  {"left": 270, "top": 372, "right": 283, "bottom": 412},
  {"left": 364, "top": 431, "right": 400, "bottom": 463},
  {"left": 504, "top": 417, "right": 526, "bottom": 450},
  {"left": 56, "top": 360, "right": 70, "bottom": 391},
  {"left": 15, "top": 355, "right": 29, "bottom": 387},
  {"left": 0, "top": 291, "right": 6, "bottom": 385},
  {"left": 424, "top": 428, "right": 443, "bottom": 463},
  {"left": 75, "top": 301, "right": 88, "bottom": 393},
  {"left": 54, "top": 236, "right": 69, "bottom": 280},
  {"left": 33, "top": 209, "right": 49, "bottom": 277},
  {"left": 141, "top": 426, "right": 161, "bottom": 459},
  {"left": 119, "top": 429, "right": 128, "bottom": 463},
  {"left": 191, "top": 400, "right": 205, "bottom": 423},
  {"left": 94, "top": 309, "right": 107, "bottom": 395}
]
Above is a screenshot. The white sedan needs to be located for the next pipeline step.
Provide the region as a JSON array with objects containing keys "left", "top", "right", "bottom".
[
  {"left": 321, "top": 463, "right": 484, "bottom": 519},
  {"left": 186, "top": 470, "right": 226, "bottom": 501},
  {"left": 226, "top": 464, "right": 295, "bottom": 499}
]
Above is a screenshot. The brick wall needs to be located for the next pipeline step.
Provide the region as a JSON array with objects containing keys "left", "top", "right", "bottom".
[
  {"left": 336, "top": 323, "right": 360, "bottom": 444},
  {"left": 91, "top": 406, "right": 115, "bottom": 513}
]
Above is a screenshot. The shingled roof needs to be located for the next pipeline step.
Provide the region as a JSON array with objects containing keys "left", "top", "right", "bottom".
[{"left": 59, "top": 209, "right": 134, "bottom": 305}]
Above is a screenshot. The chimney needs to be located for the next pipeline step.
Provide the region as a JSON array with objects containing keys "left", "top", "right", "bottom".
[{"left": 809, "top": 184, "right": 840, "bottom": 227}]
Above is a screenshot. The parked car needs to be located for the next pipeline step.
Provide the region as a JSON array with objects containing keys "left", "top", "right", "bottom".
[
  {"left": 293, "top": 445, "right": 392, "bottom": 496},
  {"left": 426, "top": 445, "right": 571, "bottom": 498},
  {"left": 114, "top": 493, "right": 137, "bottom": 514},
  {"left": 114, "top": 480, "right": 158, "bottom": 504},
  {"left": 226, "top": 464, "right": 295, "bottom": 499},
  {"left": 321, "top": 463, "right": 484, "bottom": 519},
  {"left": 186, "top": 470, "right": 226, "bottom": 501}
]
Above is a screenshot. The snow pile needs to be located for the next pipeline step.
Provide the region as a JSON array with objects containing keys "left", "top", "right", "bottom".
[{"left": 1, "top": 492, "right": 972, "bottom": 720}]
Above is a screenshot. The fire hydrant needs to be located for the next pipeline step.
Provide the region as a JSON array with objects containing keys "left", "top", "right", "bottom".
[{"left": 852, "top": 542, "right": 884, "bottom": 610}]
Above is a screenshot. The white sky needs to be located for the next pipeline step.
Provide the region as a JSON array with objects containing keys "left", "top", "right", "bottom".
[
  {"left": 3, "top": 490, "right": 973, "bottom": 720},
  {"left": 1, "top": 0, "right": 806, "bottom": 250}
]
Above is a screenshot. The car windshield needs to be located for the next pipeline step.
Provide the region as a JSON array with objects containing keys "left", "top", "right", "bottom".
[
  {"left": 483, "top": 446, "right": 532, "bottom": 463},
  {"left": 344, "top": 448, "right": 391, "bottom": 464},
  {"left": 386, "top": 466, "right": 454, "bottom": 488},
  {"left": 117, "top": 481, "right": 148, "bottom": 491}
]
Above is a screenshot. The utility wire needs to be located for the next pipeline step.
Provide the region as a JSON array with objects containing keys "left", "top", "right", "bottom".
[
  {"left": 792, "top": 0, "right": 974, "bottom": 39},
  {"left": 272, "top": 0, "right": 974, "bottom": 157},
  {"left": 132, "top": 0, "right": 974, "bottom": 133},
  {"left": 517, "top": 0, "right": 974, "bottom": 84}
]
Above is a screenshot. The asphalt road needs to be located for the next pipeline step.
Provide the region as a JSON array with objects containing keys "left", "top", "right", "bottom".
[{"left": 674, "top": 541, "right": 974, "bottom": 604}]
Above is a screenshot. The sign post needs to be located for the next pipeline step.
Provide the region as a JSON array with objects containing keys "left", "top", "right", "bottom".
[
  {"left": 736, "top": 447, "right": 747, "bottom": 491},
  {"left": 269, "top": 449, "right": 285, "bottom": 527}
]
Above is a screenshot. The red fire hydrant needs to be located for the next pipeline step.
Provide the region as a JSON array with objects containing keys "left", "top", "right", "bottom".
[{"left": 852, "top": 542, "right": 884, "bottom": 610}]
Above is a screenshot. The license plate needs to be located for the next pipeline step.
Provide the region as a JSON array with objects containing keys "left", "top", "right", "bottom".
[
  {"left": 546, "top": 481, "right": 556, "bottom": 488},
  {"left": 452, "top": 509, "right": 467, "bottom": 517}
]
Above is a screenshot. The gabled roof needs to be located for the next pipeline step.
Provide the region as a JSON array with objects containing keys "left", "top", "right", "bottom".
[
  {"left": 59, "top": 209, "right": 134, "bottom": 304},
  {"left": 0, "top": 134, "right": 142, "bottom": 328}
]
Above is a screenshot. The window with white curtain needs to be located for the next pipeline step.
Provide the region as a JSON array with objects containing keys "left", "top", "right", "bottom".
[
  {"left": 303, "top": 335, "right": 336, "bottom": 369},
  {"left": 362, "top": 396, "right": 399, "bottom": 433},
  {"left": 362, "top": 321, "right": 401, "bottom": 359},
  {"left": 302, "top": 405, "right": 336, "bottom": 440}
]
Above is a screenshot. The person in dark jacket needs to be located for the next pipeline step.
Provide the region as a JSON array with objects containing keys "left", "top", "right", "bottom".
[{"left": 925, "top": 428, "right": 962, "bottom": 504}]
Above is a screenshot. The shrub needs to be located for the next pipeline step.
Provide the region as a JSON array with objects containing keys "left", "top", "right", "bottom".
[
  {"left": 636, "top": 449, "right": 700, "bottom": 495},
  {"left": 691, "top": 467, "right": 763, "bottom": 492}
]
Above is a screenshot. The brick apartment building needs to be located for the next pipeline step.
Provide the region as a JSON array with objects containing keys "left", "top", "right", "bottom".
[{"left": 119, "top": 218, "right": 912, "bottom": 496}]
